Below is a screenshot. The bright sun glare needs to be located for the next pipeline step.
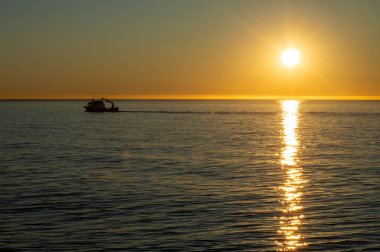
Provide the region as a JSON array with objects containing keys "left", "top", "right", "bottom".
[{"left": 281, "top": 48, "right": 301, "bottom": 68}]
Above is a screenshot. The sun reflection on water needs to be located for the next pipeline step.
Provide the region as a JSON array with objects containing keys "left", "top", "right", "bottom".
[{"left": 276, "top": 100, "right": 307, "bottom": 251}]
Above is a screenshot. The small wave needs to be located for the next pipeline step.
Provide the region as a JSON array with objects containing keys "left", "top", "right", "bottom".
[{"left": 306, "top": 112, "right": 380, "bottom": 116}]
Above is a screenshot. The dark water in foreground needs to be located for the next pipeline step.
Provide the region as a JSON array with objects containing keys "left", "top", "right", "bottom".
[{"left": 1, "top": 100, "right": 380, "bottom": 251}]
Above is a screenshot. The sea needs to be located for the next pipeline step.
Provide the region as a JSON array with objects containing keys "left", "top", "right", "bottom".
[{"left": 1, "top": 100, "right": 380, "bottom": 251}]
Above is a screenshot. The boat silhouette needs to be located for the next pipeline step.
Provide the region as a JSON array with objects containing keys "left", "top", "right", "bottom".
[{"left": 84, "top": 98, "right": 119, "bottom": 112}]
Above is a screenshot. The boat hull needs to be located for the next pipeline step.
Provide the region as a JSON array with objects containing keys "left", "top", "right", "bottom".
[{"left": 84, "top": 106, "right": 119, "bottom": 112}]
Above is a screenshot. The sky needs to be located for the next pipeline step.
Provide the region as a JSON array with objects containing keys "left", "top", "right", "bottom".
[{"left": 1, "top": 0, "right": 380, "bottom": 99}]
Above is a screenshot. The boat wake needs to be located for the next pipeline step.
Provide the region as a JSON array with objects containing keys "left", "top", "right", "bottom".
[{"left": 117, "top": 110, "right": 275, "bottom": 115}]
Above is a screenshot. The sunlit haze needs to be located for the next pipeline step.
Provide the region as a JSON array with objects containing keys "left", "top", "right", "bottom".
[{"left": 2, "top": 0, "right": 380, "bottom": 99}]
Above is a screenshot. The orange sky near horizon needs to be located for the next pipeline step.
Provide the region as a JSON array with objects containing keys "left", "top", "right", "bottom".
[{"left": 1, "top": 1, "right": 380, "bottom": 99}]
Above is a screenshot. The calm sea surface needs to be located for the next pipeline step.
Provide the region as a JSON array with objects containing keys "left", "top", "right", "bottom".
[{"left": 1, "top": 100, "right": 380, "bottom": 251}]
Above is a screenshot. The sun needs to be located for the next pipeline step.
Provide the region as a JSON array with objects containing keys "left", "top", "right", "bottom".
[{"left": 280, "top": 48, "right": 301, "bottom": 68}]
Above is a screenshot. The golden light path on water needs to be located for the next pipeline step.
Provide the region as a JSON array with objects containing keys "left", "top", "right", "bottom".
[{"left": 276, "top": 100, "right": 307, "bottom": 251}]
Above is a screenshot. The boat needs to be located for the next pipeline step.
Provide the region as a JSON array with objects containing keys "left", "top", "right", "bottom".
[{"left": 84, "top": 98, "right": 119, "bottom": 112}]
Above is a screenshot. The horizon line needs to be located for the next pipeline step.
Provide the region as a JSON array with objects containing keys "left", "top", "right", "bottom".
[{"left": 2, "top": 95, "right": 380, "bottom": 100}]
